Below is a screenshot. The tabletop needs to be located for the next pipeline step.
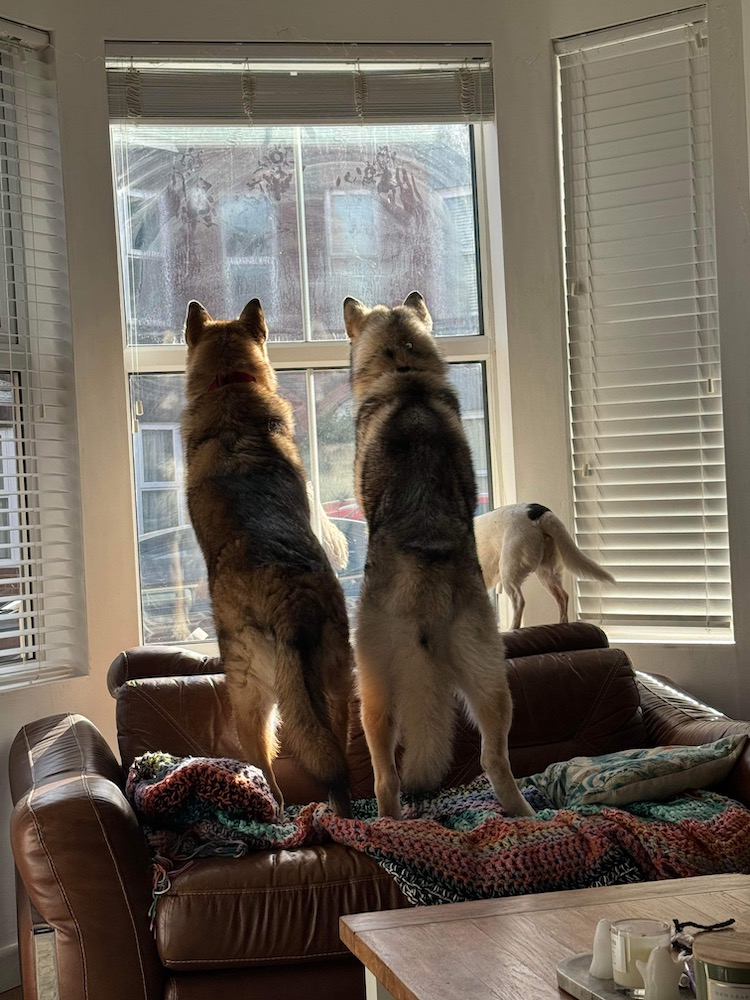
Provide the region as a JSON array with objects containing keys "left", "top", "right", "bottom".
[{"left": 340, "top": 874, "right": 750, "bottom": 1000}]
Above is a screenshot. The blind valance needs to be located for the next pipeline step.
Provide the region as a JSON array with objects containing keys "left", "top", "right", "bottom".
[{"left": 105, "top": 42, "right": 494, "bottom": 125}]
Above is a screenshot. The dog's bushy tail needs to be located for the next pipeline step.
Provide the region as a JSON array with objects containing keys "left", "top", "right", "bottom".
[
  {"left": 539, "top": 510, "right": 616, "bottom": 583},
  {"left": 273, "top": 613, "right": 352, "bottom": 817}
]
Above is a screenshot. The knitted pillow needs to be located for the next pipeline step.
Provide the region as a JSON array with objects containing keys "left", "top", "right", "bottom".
[{"left": 524, "top": 735, "right": 747, "bottom": 809}]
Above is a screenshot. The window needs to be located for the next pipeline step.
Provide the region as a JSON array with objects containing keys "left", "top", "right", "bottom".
[
  {"left": 134, "top": 424, "right": 184, "bottom": 533},
  {"left": 0, "top": 20, "right": 87, "bottom": 687},
  {"left": 556, "top": 9, "right": 730, "bottom": 637},
  {"left": 107, "top": 44, "right": 497, "bottom": 645}
]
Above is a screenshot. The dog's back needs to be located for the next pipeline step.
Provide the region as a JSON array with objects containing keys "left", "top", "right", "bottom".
[
  {"left": 474, "top": 503, "right": 547, "bottom": 591},
  {"left": 345, "top": 292, "right": 533, "bottom": 821},
  {"left": 361, "top": 377, "right": 476, "bottom": 561},
  {"left": 186, "top": 408, "right": 327, "bottom": 581},
  {"left": 182, "top": 298, "right": 353, "bottom": 816}
]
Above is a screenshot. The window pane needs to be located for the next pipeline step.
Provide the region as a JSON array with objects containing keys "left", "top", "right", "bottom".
[
  {"left": 142, "top": 428, "right": 177, "bottom": 483},
  {"left": 142, "top": 489, "right": 180, "bottom": 534},
  {"left": 112, "top": 127, "right": 304, "bottom": 344},
  {"left": 112, "top": 124, "right": 481, "bottom": 344},
  {"left": 0, "top": 374, "right": 23, "bottom": 660},
  {"left": 0, "top": 498, "right": 11, "bottom": 558},
  {"left": 448, "top": 363, "right": 492, "bottom": 513},
  {"left": 130, "top": 371, "right": 311, "bottom": 643},
  {"left": 313, "top": 370, "right": 363, "bottom": 614},
  {"left": 557, "top": 16, "right": 730, "bottom": 632},
  {"left": 274, "top": 371, "right": 311, "bottom": 475},
  {"left": 301, "top": 124, "right": 480, "bottom": 339},
  {"left": 131, "top": 374, "right": 205, "bottom": 643}
]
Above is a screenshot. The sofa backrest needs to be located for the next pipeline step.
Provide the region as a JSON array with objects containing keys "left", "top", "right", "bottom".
[{"left": 108, "top": 623, "right": 649, "bottom": 803}]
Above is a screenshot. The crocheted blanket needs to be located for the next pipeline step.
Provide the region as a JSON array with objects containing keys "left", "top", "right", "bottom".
[{"left": 127, "top": 752, "right": 750, "bottom": 907}]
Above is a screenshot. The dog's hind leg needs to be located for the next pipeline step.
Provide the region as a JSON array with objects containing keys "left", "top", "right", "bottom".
[
  {"left": 536, "top": 563, "right": 569, "bottom": 623},
  {"left": 504, "top": 581, "right": 526, "bottom": 630},
  {"left": 357, "top": 662, "right": 402, "bottom": 819},
  {"left": 397, "top": 643, "right": 456, "bottom": 797},
  {"left": 450, "top": 611, "right": 534, "bottom": 817},
  {"left": 355, "top": 613, "right": 402, "bottom": 818},
  {"left": 225, "top": 664, "right": 284, "bottom": 813},
  {"left": 500, "top": 539, "right": 534, "bottom": 630}
]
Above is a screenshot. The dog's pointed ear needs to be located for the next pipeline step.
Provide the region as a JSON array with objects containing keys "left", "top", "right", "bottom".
[
  {"left": 184, "top": 300, "right": 211, "bottom": 348},
  {"left": 403, "top": 290, "right": 432, "bottom": 332},
  {"left": 239, "top": 297, "right": 268, "bottom": 343},
  {"left": 343, "top": 296, "right": 370, "bottom": 340}
]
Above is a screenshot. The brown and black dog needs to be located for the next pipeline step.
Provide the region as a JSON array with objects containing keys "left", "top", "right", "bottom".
[
  {"left": 182, "top": 297, "right": 353, "bottom": 817},
  {"left": 344, "top": 291, "right": 533, "bottom": 820}
]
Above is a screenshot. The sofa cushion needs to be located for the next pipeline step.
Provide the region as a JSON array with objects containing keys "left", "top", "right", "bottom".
[
  {"left": 155, "top": 845, "right": 408, "bottom": 969},
  {"left": 525, "top": 735, "right": 749, "bottom": 808}
]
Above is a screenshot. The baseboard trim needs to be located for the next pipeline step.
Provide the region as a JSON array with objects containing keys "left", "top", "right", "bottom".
[{"left": 0, "top": 941, "right": 21, "bottom": 991}]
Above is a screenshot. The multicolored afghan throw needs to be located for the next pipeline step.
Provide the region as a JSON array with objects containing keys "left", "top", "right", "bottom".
[{"left": 127, "top": 752, "right": 750, "bottom": 908}]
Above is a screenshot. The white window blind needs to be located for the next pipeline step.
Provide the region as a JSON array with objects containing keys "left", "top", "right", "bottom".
[
  {"left": 556, "top": 9, "right": 730, "bottom": 635},
  {"left": 105, "top": 42, "right": 493, "bottom": 125},
  {"left": 0, "top": 19, "right": 87, "bottom": 687}
]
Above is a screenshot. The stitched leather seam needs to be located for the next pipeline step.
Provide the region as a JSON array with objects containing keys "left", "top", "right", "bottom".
[
  {"left": 637, "top": 674, "right": 715, "bottom": 725},
  {"left": 127, "top": 686, "right": 206, "bottom": 755},
  {"left": 22, "top": 720, "right": 90, "bottom": 1000},
  {"left": 502, "top": 649, "right": 633, "bottom": 752},
  {"left": 164, "top": 949, "right": 348, "bottom": 964},
  {"left": 164, "top": 874, "right": 398, "bottom": 897},
  {"left": 75, "top": 743, "right": 149, "bottom": 999},
  {"left": 574, "top": 648, "right": 630, "bottom": 744}
]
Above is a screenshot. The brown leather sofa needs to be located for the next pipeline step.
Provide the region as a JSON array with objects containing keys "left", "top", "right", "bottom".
[{"left": 9, "top": 622, "right": 750, "bottom": 1000}]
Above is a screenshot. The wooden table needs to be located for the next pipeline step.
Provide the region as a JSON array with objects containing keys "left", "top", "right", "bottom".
[{"left": 340, "top": 874, "right": 750, "bottom": 1000}]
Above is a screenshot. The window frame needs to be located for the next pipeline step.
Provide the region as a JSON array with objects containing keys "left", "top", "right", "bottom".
[{"left": 117, "top": 119, "right": 508, "bottom": 649}]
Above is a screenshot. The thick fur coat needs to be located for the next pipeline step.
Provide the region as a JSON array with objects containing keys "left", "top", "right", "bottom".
[
  {"left": 182, "top": 298, "right": 353, "bottom": 816},
  {"left": 344, "top": 291, "right": 533, "bottom": 820}
]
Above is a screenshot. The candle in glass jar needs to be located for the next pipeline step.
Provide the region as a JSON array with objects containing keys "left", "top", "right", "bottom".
[{"left": 610, "top": 918, "right": 672, "bottom": 996}]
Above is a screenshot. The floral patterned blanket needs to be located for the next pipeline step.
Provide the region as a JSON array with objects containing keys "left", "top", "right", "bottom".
[{"left": 127, "top": 752, "right": 750, "bottom": 907}]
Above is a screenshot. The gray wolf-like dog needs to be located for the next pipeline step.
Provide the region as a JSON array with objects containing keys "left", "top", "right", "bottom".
[
  {"left": 182, "top": 298, "right": 353, "bottom": 817},
  {"left": 474, "top": 503, "right": 616, "bottom": 630},
  {"left": 344, "top": 291, "right": 533, "bottom": 820}
]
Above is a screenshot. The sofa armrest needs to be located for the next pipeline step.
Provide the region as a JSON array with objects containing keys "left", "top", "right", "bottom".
[
  {"left": 9, "top": 714, "right": 164, "bottom": 1000},
  {"left": 107, "top": 645, "right": 219, "bottom": 695},
  {"left": 637, "top": 672, "right": 750, "bottom": 807},
  {"left": 502, "top": 621, "right": 609, "bottom": 659}
]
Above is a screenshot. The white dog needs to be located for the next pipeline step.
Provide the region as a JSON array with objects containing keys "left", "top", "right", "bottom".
[{"left": 474, "top": 503, "right": 615, "bottom": 630}]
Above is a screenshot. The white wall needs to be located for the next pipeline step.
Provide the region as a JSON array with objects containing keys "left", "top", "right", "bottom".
[{"left": 1, "top": 0, "right": 749, "bottom": 986}]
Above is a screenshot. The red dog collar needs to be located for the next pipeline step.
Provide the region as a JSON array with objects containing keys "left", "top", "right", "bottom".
[{"left": 208, "top": 371, "right": 257, "bottom": 391}]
